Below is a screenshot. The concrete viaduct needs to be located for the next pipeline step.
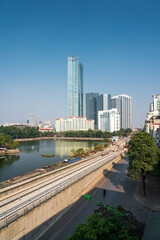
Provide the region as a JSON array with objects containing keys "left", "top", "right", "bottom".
[{"left": 0, "top": 140, "right": 125, "bottom": 240}]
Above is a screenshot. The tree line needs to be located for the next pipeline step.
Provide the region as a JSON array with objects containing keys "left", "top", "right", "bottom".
[
  {"left": 0, "top": 126, "right": 132, "bottom": 139},
  {"left": 56, "top": 128, "right": 132, "bottom": 138},
  {"left": 0, "top": 133, "right": 20, "bottom": 149},
  {"left": 0, "top": 126, "right": 40, "bottom": 139}
]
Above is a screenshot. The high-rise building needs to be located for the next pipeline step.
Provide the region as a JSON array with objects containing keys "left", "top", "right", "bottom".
[
  {"left": 111, "top": 96, "right": 120, "bottom": 110},
  {"left": 96, "top": 94, "right": 111, "bottom": 112},
  {"left": 153, "top": 94, "right": 160, "bottom": 113},
  {"left": 146, "top": 94, "right": 160, "bottom": 120},
  {"left": 86, "top": 93, "right": 111, "bottom": 129},
  {"left": 96, "top": 94, "right": 111, "bottom": 128},
  {"left": 67, "top": 57, "right": 83, "bottom": 117},
  {"left": 145, "top": 94, "right": 160, "bottom": 146},
  {"left": 86, "top": 93, "right": 99, "bottom": 127},
  {"left": 98, "top": 109, "right": 120, "bottom": 132},
  {"left": 111, "top": 94, "right": 132, "bottom": 129}
]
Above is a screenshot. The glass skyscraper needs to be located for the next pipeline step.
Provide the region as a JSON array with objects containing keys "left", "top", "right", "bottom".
[
  {"left": 86, "top": 93, "right": 111, "bottom": 129},
  {"left": 86, "top": 93, "right": 99, "bottom": 125},
  {"left": 67, "top": 57, "right": 83, "bottom": 117}
]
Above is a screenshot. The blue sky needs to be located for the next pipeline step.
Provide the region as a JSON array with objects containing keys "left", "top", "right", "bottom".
[{"left": 0, "top": 0, "right": 160, "bottom": 127}]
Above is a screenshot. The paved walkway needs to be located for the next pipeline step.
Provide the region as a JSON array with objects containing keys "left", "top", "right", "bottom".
[
  {"left": 142, "top": 212, "right": 160, "bottom": 240},
  {"left": 135, "top": 174, "right": 160, "bottom": 211},
  {"left": 135, "top": 174, "right": 160, "bottom": 239},
  {"left": 38, "top": 157, "right": 149, "bottom": 240},
  {"left": 31, "top": 158, "right": 160, "bottom": 240}
]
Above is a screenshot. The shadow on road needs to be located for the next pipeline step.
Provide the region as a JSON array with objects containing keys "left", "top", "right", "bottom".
[{"left": 20, "top": 157, "right": 149, "bottom": 240}]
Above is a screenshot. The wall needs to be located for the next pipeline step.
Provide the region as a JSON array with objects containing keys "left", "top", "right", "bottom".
[
  {"left": 15, "top": 137, "right": 108, "bottom": 142},
  {"left": 0, "top": 155, "right": 121, "bottom": 240}
]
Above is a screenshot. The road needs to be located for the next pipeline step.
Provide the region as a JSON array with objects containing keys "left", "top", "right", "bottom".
[{"left": 39, "top": 157, "right": 149, "bottom": 240}]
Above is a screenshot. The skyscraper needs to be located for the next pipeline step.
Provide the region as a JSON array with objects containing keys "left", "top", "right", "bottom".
[
  {"left": 95, "top": 94, "right": 111, "bottom": 128},
  {"left": 86, "top": 93, "right": 99, "bottom": 127},
  {"left": 96, "top": 94, "right": 111, "bottom": 112},
  {"left": 111, "top": 94, "right": 132, "bottom": 129},
  {"left": 86, "top": 93, "right": 111, "bottom": 129},
  {"left": 67, "top": 57, "right": 83, "bottom": 117}
]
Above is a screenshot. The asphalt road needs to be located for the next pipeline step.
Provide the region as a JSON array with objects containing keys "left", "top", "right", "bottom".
[{"left": 39, "top": 157, "right": 149, "bottom": 240}]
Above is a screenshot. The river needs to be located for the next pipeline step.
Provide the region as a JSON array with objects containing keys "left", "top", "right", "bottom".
[{"left": 0, "top": 139, "right": 97, "bottom": 182}]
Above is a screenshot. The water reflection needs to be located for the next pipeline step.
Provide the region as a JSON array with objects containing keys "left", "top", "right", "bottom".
[
  {"left": 55, "top": 140, "right": 94, "bottom": 156},
  {"left": 0, "top": 155, "right": 20, "bottom": 168},
  {"left": 19, "top": 140, "right": 95, "bottom": 157},
  {"left": 0, "top": 140, "right": 97, "bottom": 182},
  {"left": 19, "top": 141, "right": 40, "bottom": 153}
]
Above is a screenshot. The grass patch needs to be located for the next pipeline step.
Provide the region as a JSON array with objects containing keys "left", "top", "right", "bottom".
[{"left": 41, "top": 154, "right": 55, "bottom": 157}]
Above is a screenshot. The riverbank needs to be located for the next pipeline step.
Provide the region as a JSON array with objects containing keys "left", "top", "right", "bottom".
[
  {"left": 0, "top": 139, "right": 98, "bottom": 182},
  {"left": 0, "top": 149, "right": 20, "bottom": 156},
  {"left": 0, "top": 148, "right": 105, "bottom": 188},
  {"left": 0, "top": 143, "right": 111, "bottom": 188},
  {"left": 15, "top": 137, "right": 106, "bottom": 142}
]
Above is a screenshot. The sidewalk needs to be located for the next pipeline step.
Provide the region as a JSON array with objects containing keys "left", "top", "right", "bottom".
[
  {"left": 142, "top": 211, "right": 160, "bottom": 240},
  {"left": 135, "top": 174, "right": 160, "bottom": 211},
  {"left": 135, "top": 174, "right": 160, "bottom": 240}
]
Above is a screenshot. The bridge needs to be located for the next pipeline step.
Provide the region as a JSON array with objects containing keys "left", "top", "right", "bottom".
[{"left": 0, "top": 140, "right": 126, "bottom": 240}]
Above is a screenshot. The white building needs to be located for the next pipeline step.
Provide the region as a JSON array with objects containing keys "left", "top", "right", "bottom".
[
  {"left": 56, "top": 117, "right": 94, "bottom": 132},
  {"left": 111, "top": 94, "right": 132, "bottom": 129},
  {"left": 86, "top": 120, "right": 95, "bottom": 130},
  {"left": 153, "top": 94, "right": 160, "bottom": 112},
  {"left": 38, "top": 120, "right": 55, "bottom": 132},
  {"left": 56, "top": 118, "right": 66, "bottom": 132},
  {"left": 147, "top": 111, "right": 157, "bottom": 120},
  {"left": 29, "top": 114, "right": 38, "bottom": 127},
  {"left": 98, "top": 109, "right": 120, "bottom": 132},
  {"left": 145, "top": 94, "right": 160, "bottom": 147},
  {"left": 147, "top": 94, "right": 160, "bottom": 120}
]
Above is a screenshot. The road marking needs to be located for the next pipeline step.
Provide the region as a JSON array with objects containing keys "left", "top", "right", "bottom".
[
  {"left": 45, "top": 153, "right": 125, "bottom": 240},
  {"left": 49, "top": 170, "right": 115, "bottom": 240},
  {"left": 48, "top": 232, "right": 57, "bottom": 240}
]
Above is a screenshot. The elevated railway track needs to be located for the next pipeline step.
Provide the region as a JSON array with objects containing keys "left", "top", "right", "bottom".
[{"left": 0, "top": 139, "right": 126, "bottom": 231}]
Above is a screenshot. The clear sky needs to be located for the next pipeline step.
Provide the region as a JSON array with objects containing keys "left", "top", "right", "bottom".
[{"left": 0, "top": 0, "right": 160, "bottom": 127}]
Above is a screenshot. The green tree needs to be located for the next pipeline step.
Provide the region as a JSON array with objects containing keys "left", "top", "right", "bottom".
[
  {"left": 0, "top": 126, "right": 22, "bottom": 139},
  {"left": 67, "top": 212, "right": 141, "bottom": 240},
  {"left": 71, "top": 148, "right": 85, "bottom": 157},
  {"left": 76, "top": 148, "right": 85, "bottom": 155},
  {"left": 9, "top": 141, "right": 20, "bottom": 149},
  {"left": 0, "top": 133, "right": 20, "bottom": 149},
  {"left": 127, "top": 131, "right": 158, "bottom": 197},
  {"left": 103, "top": 138, "right": 109, "bottom": 147},
  {"left": 94, "top": 144, "right": 103, "bottom": 151},
  {"left": 85, "top": 129, "right": 95, "bottom": 137},
  {"left": 95, "top": 130, "right": 103, "bottom": 138},
  {"left": 0, "top": 134, "right": 5, "bottom": 147},
  {"left": 22, "top": 126, "right": 39, "bottom": 138},
  {"left": 124, "top": 128, "right": 132, "bottom": 133}
]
